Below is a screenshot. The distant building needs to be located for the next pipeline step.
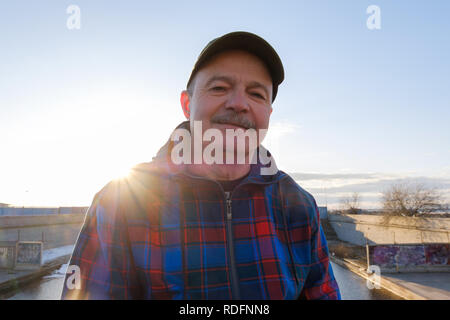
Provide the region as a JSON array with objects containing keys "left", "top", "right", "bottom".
[{"left": 0, "top": 203, "right": 10, "bottom": 208}]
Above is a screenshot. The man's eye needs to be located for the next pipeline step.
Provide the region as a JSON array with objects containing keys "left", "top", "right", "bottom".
[
  {"left": 211, "top": 86, "right": 226, "bottom": 91},
  {"left": 251, "top": 92, "right": 265, "bottom": 100}
]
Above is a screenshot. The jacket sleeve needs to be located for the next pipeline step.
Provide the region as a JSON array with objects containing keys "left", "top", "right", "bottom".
[
  {"left": 298, "top": 198, "right": 341, "bottom": 300},
  {"left": 60, "top": 180, "right": 142, "bottom": 300}
]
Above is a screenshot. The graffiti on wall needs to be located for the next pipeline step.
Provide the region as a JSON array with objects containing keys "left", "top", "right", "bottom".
[
  {"left": 425, "top": 244, "right": 449, "bottom": 265},
  {"left": 15, "top": 241, "right": 43, "bottom": 269},
  {"left": 370, "top": 244, "right": 449, "bottom": 268}
]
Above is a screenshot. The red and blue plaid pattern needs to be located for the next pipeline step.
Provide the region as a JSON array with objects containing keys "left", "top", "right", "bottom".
[{"left": 61, "top": 127, "right": 340, "bottom": 300}]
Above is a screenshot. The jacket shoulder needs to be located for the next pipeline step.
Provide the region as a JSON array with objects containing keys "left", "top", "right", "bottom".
[
  {"left": 279, "top": 173, "right": 317, "bottom": 207},
  {"left": 279, "top": 173, "right": 320, "bottom": 230},
  {"left": 88, "top": 161, "right": 174, "bottom": 221}
]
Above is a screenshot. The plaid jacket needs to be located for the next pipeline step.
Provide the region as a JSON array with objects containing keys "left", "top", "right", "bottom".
[{"left": 61, "top": 122, "right": 340, "bottom": 300}]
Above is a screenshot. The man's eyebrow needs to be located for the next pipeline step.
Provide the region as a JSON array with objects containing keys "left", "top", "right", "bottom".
[{"left": 204, "top": 75, "right": 235, "bottom": 88}]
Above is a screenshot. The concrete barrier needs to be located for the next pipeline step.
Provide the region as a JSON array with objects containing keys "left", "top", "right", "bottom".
[
  {"left": 328, "top": 213, "right": 450, "bottom": 245},
  {"left": 0, "top": 207, "right": 88, "bottom": 216},
  {"left": 0, "top": 214, "right": 85, "bottom": 250}
]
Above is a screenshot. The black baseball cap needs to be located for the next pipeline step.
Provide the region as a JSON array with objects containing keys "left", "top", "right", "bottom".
[{"left": 186, "top": 31, "right": 285, "bottom": 102}]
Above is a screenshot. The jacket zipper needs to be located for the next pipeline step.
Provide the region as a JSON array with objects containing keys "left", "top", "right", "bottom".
[
  {"left": 176, "top": 172, "right": 287, "bottom": 299},
  {"left": 225, "top": 191, "right": 240, "bottom": 300}
]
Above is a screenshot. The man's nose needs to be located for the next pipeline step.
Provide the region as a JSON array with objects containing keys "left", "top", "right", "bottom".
[{"left": 225, "top": 88, "right": 250, "bottom": 113}]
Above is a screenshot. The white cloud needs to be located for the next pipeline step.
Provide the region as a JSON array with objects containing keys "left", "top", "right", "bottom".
[{"left": 292, "top": 171, "right": 450, "bottom": 209}]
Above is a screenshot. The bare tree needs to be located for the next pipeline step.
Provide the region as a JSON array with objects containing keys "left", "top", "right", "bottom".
[
  {"left": 381, "top": 182, "right": 444, "bottom": 217},
  {"left": 340, "top": 192, "right": 362, "bottom": 214}
]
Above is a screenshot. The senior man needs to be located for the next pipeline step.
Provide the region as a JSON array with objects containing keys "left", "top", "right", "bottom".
[{"left": 61, "top": 31, "right": 341, "bottom": 300}]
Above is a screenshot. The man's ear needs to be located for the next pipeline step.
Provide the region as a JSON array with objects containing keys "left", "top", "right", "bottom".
[{"left": 180, "top": 90, "right": 191, "bottom": 119}]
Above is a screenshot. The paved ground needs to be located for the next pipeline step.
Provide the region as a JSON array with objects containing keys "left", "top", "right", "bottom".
[
  {"left": 331, "top": 255, "right": 450, "bottom": 300},
  {"left": 382, "top": 272, "right": 450, "bottom": 300},
  {"left": 0, "top": 269, "right": 37, "bottom": 287}
]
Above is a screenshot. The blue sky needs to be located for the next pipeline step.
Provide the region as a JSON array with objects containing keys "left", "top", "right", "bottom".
[{"left": 0, "top": 1, "right": 449, "bottom": 208}]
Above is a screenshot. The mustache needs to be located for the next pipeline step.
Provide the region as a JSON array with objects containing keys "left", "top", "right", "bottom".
[{"left": 210, "top": 113, "right": 256, "bottom": 130}]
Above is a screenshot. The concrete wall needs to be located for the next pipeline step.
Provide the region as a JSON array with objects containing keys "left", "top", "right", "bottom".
[
  {"left": 0, "top": 207, "right": 88, "bottom": 216},
  {"left": 0, "top": 214, "right": 85, "bottom": 250},
  {"left": 328, "top": 213, "right": 450, "bottom": 246}
]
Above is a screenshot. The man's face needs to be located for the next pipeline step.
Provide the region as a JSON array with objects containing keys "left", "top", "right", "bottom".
[{"left": 181, "top": 50, "right": 273, "bottom": 157}]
